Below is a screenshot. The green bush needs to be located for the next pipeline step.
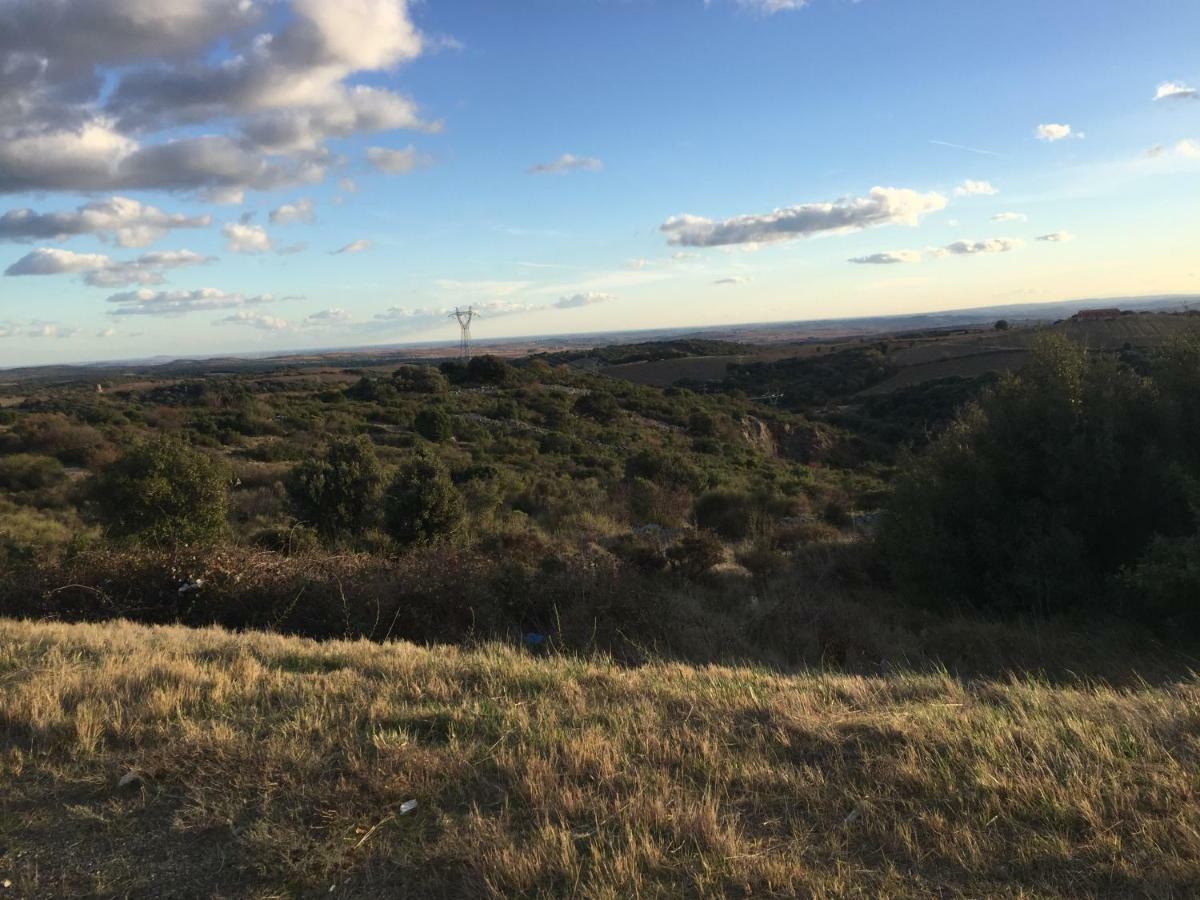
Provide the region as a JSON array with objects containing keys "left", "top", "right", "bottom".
[
  {"left": 0, "top": 454, "right": 66, "bottom": 492},
  {"left": 384, "top": 453, "right": 466, "bottom": 546},
  {"left": 392, "top": 365, "right": 449, "bottom": 394},
  {"left": 91, "top": 438, "right": 230, "bottom": 546},
  {"left": 287, "top": 435, "right": 384, "bottom": 539},
  {"left": 466, "top": 355, "right": 514, "bottom": 386},
  {"left": 414, "top": 407, "right": 453, "bottom": 442},
  {"left": 694, "top": 490, "right": 756, "bottom": 540},
  {"left": 880, "top": 336, "right": 1194, "bottom": 616}
]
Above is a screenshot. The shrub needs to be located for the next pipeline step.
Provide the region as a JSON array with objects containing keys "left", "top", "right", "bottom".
[
  {"left": 880, "top": 336, "right": 1193, "bottom": 616},
  {"left": 392, "top": 365, "right": 448, "bottom": 394},
  {"left": 694, "top": 490, "right": 756, "bottom": 540},
  {"left": 0, "top": 454, "right": 66, "bottom": 492},
  {"left": 287, "top": 435, "right": 384, "bottom": 539},
  {"left": 574, "top": 391, "right": 620, "bottom": 421},
  {"left": 384, "top": 453, "right": 466, "bottom": 546},
  {"left": 466, "top": 355, "right": 513, "bottom": 386},
  {"left": 414, "top": 407, "right": 453, "bottom": 442},
  {"left": 667, "top": 531, "right": 725, "bottom": 579},
  {"left": 90, "top": 438, "right": 229, "bottom": 546}
]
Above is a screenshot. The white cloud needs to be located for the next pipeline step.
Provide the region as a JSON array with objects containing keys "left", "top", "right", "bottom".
[
  {"left": 954, "top": 179, "right": 998, "bottom": 197},
  {"left": 220, "top": 311, "right": 289, "bottom": 330},
  {"left": 992, "top": 212, "right": 1028, "bottom": 222},
  {"left": 366, "top": 145, "right": 432, "bottom": 174},
  {"left": 0, "top": 0, "right": 436, "bottom": 195},
  {"left": 107, "top": 288, "right": 282, "bottom": 317},
  {"left": 1036, "top": 123, "right": 1076, "bottom": 142},
  {"left": 1155, "top": 81, "right": 1197, "bottom": 102},
  {"left": 529, "top": 154, "right": 604, "bottom": 175},
  {"left": 304, "top": 307, "right": 353, "bottom": 324},
  {"left": 661, "top": 187, "right": 947, "bottom": 247},
  {"left": 734, "top": 0, "right": 810, "bottom": 13},
  {"left": 554, "top": 292, "right": 615, "bottom": 309},
  {"left": 848, "top": 250, "right": 922, "bottom": 265},
  {"left": 5, "top": 246, "right": 211, "bottom": 286},
  {"left": 332, "top": 239, "right": 371, "bottom": 255},
  {"left": 1036, "top": 231, "right": 1075, "bottom": 242},
  {"left": 712, "top": 276, "right": 752, "bottom": 285},
  {"left": 1176, "top": 139, "right": 1200, "bottom": 159},
  {"left": 223, "top": 222, "right": 272, "bottom": 254},
  {"left": 5, "top": 248, "right": 112, "bottom": 276},
  {"left": 935, "top": 238, "right": 1023, "bottom": 256},
  {"left": 26, "top": 322, "right": 79, "bottom": 340},
  {"left": 268, "top": 198, "right": 315, "bottom": 225},
  {"left": 0, "top": 196, "right": 210, "bottom": 247}
]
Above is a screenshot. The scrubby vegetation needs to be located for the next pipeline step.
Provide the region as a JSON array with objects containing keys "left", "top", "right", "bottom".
[{"left": 5, "top": 319, "right": 1200, "bottom": 895}]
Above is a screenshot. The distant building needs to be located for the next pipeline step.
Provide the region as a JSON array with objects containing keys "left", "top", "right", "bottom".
[{"left": 1071, "top": 308, "right": 1122, "bottom": 321}]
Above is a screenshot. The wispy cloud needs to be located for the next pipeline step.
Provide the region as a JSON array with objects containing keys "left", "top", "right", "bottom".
[
  {"left": 366, "top": 145, "right": 433, "bottom": 174},
  {"left": 849, "top": 251, "right": 922, "bottom": 265},
  {"left": 529, "top": 154, "right": 603, "bottom": 175},
  {"left": 929, "top": 139, "right": 1005, "bottom": 158},
  {"left": 332, "top": 239, "right": 372, "bottom": 255}
]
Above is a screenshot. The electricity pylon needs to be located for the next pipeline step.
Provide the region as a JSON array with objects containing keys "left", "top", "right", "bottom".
[{"left": 450, "top": 306, "right": 478, "bottom": 360}]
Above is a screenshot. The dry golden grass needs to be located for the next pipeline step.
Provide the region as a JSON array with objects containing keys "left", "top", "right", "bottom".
[{"left": 2, "top": 617, "right": 1199, "bottom": 898}]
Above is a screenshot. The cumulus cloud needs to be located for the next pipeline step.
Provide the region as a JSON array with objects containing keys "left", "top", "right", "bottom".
[
  {"left": 366, "top": 145, "right": 432, "bottom": 174},
  {"left": 219, "top": 311, "right": 289, "bottom": 330},
  {"left": 935, "top": 238, "right": 1023, "bottom": 256},
  {"left": 268, "top": 198, "right": 315, "bottom": 225},
  {"left": 5, "top": 248, "right": 112, "bottom": 276},
  {"left": 992, "top": 212, "right": 1028, "bottom": 222},
  {"left": 529, "top": 154, "right": 604, "bottom": 175},
  {"left": 1036, "top": 123, "right": 1076, "bottom": 142},
  {"left": 223, "top": 222, "right": 272, "bottom": 253},
  {"left": 1155, "top": 81, "right": 1197, "bottom": 102},
  {"left": 0, "top": 196, "right": 210, "bottom": 247},
  {"left": 0, "top": 0, "right": 436, "bottom": 195},
  {"left": 333, "top": 239, "right": 371, "bottom": 255},
  {"left": 954, "top": 179, "right": 998, "bottom": 197},
  {"left": 554, "top": 292, "right": 615, "bottom": 309},
  {"left": 5, "top": 246, "right": 212, "bottom": 287},
  {"left": 848, "top": 251, "right": 922, "bottom": 265},
  {"left": 1036, "top": 231, "right": 1075, "bottom": 242},
  {"left": 1175, "top": 139, "right": 1200, "bottom": 159},
  {"left": 661, "top": 187, "right": 947, "bottom": 247},
  {"left": 26, "top": 322, "right": 79, "bottom": 339},
  {"left": 107, "top": 287, "right": 282, "bottom": 317}
]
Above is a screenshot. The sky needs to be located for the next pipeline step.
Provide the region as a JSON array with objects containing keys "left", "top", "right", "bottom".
[{"left": 0, "top": 0, "right": 1198, "bottom": 367}]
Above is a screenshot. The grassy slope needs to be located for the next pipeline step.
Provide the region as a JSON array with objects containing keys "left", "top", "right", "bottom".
[{"left": 2, "top": 619, "right": 1199, "bottom": 898}]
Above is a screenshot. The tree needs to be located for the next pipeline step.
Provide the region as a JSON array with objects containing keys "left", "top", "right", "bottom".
[
  {"left": 287, "top": 435, "right": 384, "bottom": 539},
  {"left": 994, "top": 319, "right": 1010, "bottom": 331},
  {"left": 414, "top": 407, "right": 453, "bottom": 442},
  {"left": 384, "top": 453, "right": 465, "bottom": 546},
  {"left": 466, "top": 354, "right": 513, "bottom": 386},
  {"left": 91, "top": 437, "right": 229, "bottom": 546},
  {"left": 392, "top": 365, "right": 449, "bottom": 394},
  {"left": 879, "top": 335, "right": 1192, "bottom": 616}
]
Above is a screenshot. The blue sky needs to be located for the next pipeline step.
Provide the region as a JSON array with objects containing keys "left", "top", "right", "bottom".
[{"left": 1, "top": 0, "right": 1198, "bottom": 366}]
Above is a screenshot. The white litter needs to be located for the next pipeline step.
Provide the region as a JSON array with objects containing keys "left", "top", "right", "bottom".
[{"left": 399, "top": 799, "right": 418, "bottom": 815}]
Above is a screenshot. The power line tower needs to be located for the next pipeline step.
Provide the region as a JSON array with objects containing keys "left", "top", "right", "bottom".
[{"left": 449, "top": 306, "right": 478, "bottom": 361}]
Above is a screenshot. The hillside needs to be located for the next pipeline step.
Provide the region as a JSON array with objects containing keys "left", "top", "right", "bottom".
[{"left": 2, "top": 618, "right": 1199, "bottom": 898}]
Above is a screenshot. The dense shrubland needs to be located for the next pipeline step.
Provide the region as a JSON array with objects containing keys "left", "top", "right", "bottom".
[{"left": 3, "top": 332, "right": 1200, "bottom": 666}]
